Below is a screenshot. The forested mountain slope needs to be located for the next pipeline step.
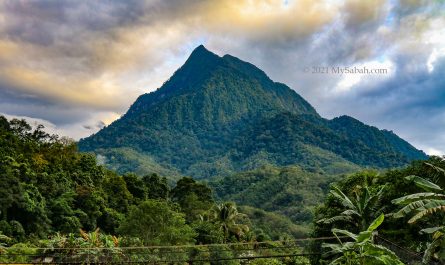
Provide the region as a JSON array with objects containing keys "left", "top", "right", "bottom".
[{"left": 79, "top": 45, "right": 427, "bottom": 178}]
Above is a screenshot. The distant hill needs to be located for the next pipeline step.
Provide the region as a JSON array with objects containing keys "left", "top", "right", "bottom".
[
  {"left": 208, "top": 165, "right": 338, "bottom": 226},
  {"left": 79, "top": 45, "right": 427, "bottom": 178}
]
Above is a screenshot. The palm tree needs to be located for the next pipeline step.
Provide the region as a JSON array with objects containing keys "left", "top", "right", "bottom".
[
  {"left": 208, "top": 202, "right": 249, "bottom": 242},
  {"left": 392, "top": 162, "right": 445, "bottom": 263},
  {"left": 318, "top": 184, "right": 386, "bottom": 231},
  {"left": 323, "top": 214, "right": 403, "bottom": 265}
]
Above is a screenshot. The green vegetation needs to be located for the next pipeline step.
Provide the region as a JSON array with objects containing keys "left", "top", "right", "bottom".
[
  {"left": 392, "top": 162, "right": 445, "bottom": 263},
  {"left": 317, "top": 181, "right": 386, "bottom": 231},
  {"left": 6, "top": 113, "right": 445, "bottom": 264},
  {"left": 312, "top": 157, "right": 445, "bottom": 264},
  {"left": 0, "top": 116, "right": 314, "bottom": 264},
  {"left": 322, "top": 214, "right": 403, "bottom": 265},
  {"left": 210, "top": 165, "right": 339, "bottom": 227},
  {"left": 78, "top": 46, "right": 426, "bottom": 179}
]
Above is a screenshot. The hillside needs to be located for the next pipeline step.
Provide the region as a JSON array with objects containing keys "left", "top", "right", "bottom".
[
  {"left": 209, "top": 165, "right": 339, "bottom": 226},
  {"left": 79, "top": 45, "right": 427, "bottom": 178}
]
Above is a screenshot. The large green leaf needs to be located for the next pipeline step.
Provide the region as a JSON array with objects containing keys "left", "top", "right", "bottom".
[
  {"left": 356, "top": 231, "right": 372, "bottom": 243},
  {"left": 420, "top": 226, "right": 445, "bottom": 234},
  {"left": 364, "top": 244, "right": 404, "bottom": 265},
  {"left": 392, "top": 192, "right": 445, "bottom": 205},
  {"left": 341, "top": 209, "right": 360, "bottom": 217},
  {"left": 317, "top": 215, "right": 353, "bottom": 225},
  {"left": 367, "top": 213, "right": 384, "bottom": 232},
  {"left": 405, "top": 175, "right": 442, "bottom": 192},
  {"left": 332, "top": 228, "right": 357, "bottom": 240},
  {"left": 322, "top": 242, "right": 356, "bottom": 258},
  {"left": 408, "top": 200, "right": 445, "bottom": 223},
  {"left": 423, "top": 237, "right": 442, "bottom": 264},
  {"left": 331, "top": 186, "right": 356, "bottom": 210},
  {"left": 425, "top": 162, "right": 445, "bottom": 176},
  {"left": 392, "top": 200, "right": 430, "bottom": 218}
]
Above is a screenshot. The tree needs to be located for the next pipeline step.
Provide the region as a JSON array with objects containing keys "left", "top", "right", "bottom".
[
  {"left": 171, "top": 177, "right": 213, "bottom": 204},
  {"left": 392, "top": 162, "right": 445, "bottom": 263},
  {"left": 208, "top": 202, "right": 249, "bottom": 242},
  {"left": 123, "top": 173, "right": 146, "bottom": 202},
  {"left": 318, "top": 184, "right": 386, "bottom": 231},
  {"left": 323, "top": 214, "right": 403, "bottom": 265},
  {"left": 117, "top": 200, "right": 196, "bottom": 245},
  {"left": 102, "top": 173, "right": 132, "bottom": 213},
  {"left": 142, "top": 174, "right": 169, "bottom": 200},
  {"left": 171, "top": 177, "right": 214, "bottom": 222}
]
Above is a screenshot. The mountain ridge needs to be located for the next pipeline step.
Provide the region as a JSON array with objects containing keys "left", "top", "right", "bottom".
[{"left": 79, "top": 45, "right": 427, "bottom": 178}]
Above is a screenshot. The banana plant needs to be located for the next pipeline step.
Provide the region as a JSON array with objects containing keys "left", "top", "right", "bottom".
[
  {"left": 318, "top": 184, "right": 386, "bottom": 231},
  {"left": 392, "top": 163, "right": 445, "bottom": 263},
  {"left": 323, "top": 214, "right": 404, "bottom": 265},
  {"left": 419, "top": 226, "right": 445, "bottom": 264}
]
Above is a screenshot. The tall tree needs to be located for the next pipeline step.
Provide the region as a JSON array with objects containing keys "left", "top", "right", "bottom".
[
  {"left": 208, "top": 202, "right": 249, "bottom": 242},
  {"left": 118, "top": 200, "right": 196, "bottom": 245}
]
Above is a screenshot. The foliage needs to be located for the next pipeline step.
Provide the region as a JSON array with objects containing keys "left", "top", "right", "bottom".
[
  {"left": 210, "top": 165, "right": 339, "bottom": 227},
  {"left": 117, "top": 200, "right": 196, "bottom": 245},
  {"left": 239, "top": 206, "right": 309, "bottom": 240},
  {"left": 206, "top": 202, "right": 250, "bottom": 243},
  {"left": 392, "top": 162, "right": 445, "bottom": 263},
  {"left": 0, "top": 116, "right": 255, "bottom": 248},
  {"left": 1, "top": 114, "right": 440, "bottom": 264},
  {"left": 323, "top": 214, "right": 404, "bottom": 265},
  {"left": 317, "top": 182, "right": 386, "bottom": 231}
]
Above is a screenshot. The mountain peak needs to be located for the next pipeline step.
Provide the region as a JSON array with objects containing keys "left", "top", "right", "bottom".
[
  {"left": 188, "top": 45, "right": 219, "bottom": 60},
  {"left": 193, "top": 44, "right": 209, "bottom": 52}
]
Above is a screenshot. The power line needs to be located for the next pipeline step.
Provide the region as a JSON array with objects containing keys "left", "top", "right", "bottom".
[{"left": 1, "top": 235, "right": 347, "bottom": 251}]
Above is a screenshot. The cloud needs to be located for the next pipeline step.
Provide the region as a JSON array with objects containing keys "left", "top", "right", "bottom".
[
  {"left": 0, "top": 0, "right": 444, "bottom": 156},
  {"left": 343, "top": 0, "right": 386, "bottom": 27},
  {"left": 1, "top": 111, "right": 121, "bottom": 140}
]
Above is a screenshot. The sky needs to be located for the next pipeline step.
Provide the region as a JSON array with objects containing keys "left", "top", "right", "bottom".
[{"left": 0, "top": 0, "right": 444, "bottom": 155}]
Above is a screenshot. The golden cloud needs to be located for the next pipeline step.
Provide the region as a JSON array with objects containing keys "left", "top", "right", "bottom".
[
  {"left": 0, "top": 0, "right": 439, "bottom": 114},
  {"left": 343, "top": 0, "right": 386, "bottom": 26},
  {"left": 192, "top": 0, "right": 338, "bottom": 41},
  {"left": 0, "top": 66, "right": 124, "bottom": 109}
]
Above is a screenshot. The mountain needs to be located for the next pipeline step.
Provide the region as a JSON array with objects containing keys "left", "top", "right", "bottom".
[{"left": 79, "top": 45, "right": 427, "bottom": 178}]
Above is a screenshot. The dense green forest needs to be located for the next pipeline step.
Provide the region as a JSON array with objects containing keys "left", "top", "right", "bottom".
[
  {"left": 210, "top": 165, "right": 338, "bottom": 227},
  {"left": 0, "top": 116, "right": 311, "bottom": 264},
  {"left": 79, "top": 46, "right": 426, "bottom": 179},
  {"left": 3, "top": 115, "right": 445, "bottom": 264}
]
